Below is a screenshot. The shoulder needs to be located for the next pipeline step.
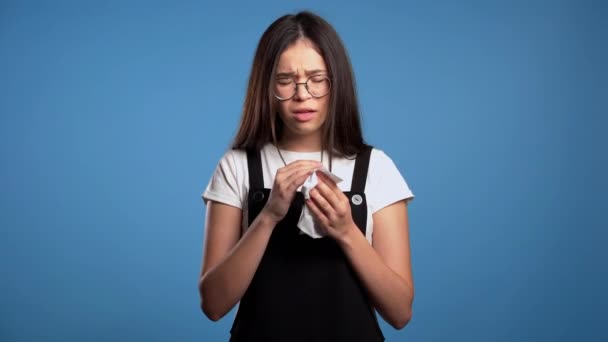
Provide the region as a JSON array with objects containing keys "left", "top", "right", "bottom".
[
  {"left": 365, "top": 146, "right": 415, "bottom": 211},
  {"left": 366, "top": 147, "right": 402, "bottom": 183},
  {"left": 217, "top": 147, "right": 248, "bottom": 168},
  {"left": 202, "top": 148, "right": 250, "bottom": 208},
  {"left": 222, "top": 147, "right": 247, "bottom": 161},
  {"left": 220, "top": 143, "right": 281, "bottom": 178},
  {"left": 211, "top": 147, "right": 249, "bottom": 186},
  {"left": 369, "top": 146, "right": 397, "bottom": 169}
]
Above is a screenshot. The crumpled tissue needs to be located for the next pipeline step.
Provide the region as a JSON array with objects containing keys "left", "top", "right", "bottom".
[{"left": 298, "top": 167, "right": 343, "bottom": 238}]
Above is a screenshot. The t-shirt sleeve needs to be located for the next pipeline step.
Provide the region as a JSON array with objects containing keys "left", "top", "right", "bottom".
[
  {"left": 366, "top": 149, "right": 415, "bottom": 214},
  {"left": 201, "top": 149, "right": 247, "bottom": 209}
]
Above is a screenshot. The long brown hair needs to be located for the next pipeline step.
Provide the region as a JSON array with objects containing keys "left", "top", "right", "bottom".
[{"left": 232, "top": 11, "right": 366, "bottom": 164}]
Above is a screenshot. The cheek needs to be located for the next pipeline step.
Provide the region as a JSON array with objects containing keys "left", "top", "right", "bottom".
[
  {"left": 277, "top": 102, "right": 289, "bottom": 120},
  {"left": 318, "top": 99, "right": 330, "bottom": 121}
]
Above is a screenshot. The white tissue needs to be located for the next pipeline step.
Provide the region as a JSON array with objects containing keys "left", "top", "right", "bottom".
[{"left": 298, "top": 167, "right": 343, "bottom": 238}]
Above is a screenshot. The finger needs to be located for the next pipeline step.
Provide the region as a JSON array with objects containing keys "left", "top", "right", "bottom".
[
  {"left": 284, "top": 167, "right": 316, "bottom": 191},
  {"left": 275, "top": 162, "right": 317, "bottom": 184},
  {"left": 313, "top": 179, "right": 341, "bottom": 209},
  {"left": 309, "top": 188, "right": 335, "bottom": 218},
  {"left": 306, "top": 198, "right": 330, "bottom": 227},
  {"left": 316, "top": 172, "right": 340, "bottom": 190},
  {"left": 280, "top": 161, "right": 321, "bottom": 186},
  {"left": 281, "top": 164, "right": 319, "bottom": 181},
  {"left": 279, "top": 160, "right": 322, "bottom": 173}
]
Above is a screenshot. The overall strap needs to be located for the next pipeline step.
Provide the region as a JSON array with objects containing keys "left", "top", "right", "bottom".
[
  {"left": 351, "top": 145, "right": 373, "bottom": 193},
  {"left": 246, "top": 148, "right": 264, "bottom": 190}
]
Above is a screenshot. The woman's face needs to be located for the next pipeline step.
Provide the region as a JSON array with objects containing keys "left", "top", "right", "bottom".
[{"left": 274, "top": 38, "right": 330, "bottom": 143}]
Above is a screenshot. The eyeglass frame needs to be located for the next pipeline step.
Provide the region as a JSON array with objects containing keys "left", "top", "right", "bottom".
[{"left": 272, "top": 75, "right": 332, "bottom": 101}]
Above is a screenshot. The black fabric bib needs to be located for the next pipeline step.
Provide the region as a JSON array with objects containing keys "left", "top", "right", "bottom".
[{"left": 229, "top": 145, "right": 384, "bottom": 342}]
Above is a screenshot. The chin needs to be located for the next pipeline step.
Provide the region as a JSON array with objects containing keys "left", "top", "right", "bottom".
[{"left": 287, "top": 122, "right": 323, "bottom": 136}]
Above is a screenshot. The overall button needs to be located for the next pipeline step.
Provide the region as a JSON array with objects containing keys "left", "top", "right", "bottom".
[
  {"left": 351, "top": 194, "right": 363, "bottom": 205},
  {"left": 253, "top": 191, "right": 265, "bottom": 202}
]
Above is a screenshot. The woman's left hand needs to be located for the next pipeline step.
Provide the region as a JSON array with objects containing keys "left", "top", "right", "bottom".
[{"left": 306, "top": 172, "right": 357, "bottom": 241}]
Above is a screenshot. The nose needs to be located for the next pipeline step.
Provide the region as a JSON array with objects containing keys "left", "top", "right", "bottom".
[{"left": 292, "top": 82, "right": 311, "bottom": 101}]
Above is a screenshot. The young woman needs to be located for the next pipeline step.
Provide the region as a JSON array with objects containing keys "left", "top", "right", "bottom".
[{"left": 199, "top": 11, "right": 415, "bottom": 341}]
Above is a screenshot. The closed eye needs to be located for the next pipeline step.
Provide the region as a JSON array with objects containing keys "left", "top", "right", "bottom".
[
  {"left": 310, "top": 75, "right": 327, "bottom": 83},
  {"left": 276, "top": 78, "right": 294, "bottom": 85}
]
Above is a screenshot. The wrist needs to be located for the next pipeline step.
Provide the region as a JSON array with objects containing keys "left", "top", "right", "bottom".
[
  {"left": 259, "top": 208, "right": 281, "bottom": 228},
  {"left": 336, "top": 223, "right": 361, "bottom": 248}
]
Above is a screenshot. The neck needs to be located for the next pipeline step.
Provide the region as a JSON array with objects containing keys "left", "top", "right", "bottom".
[{"left": 278, "top": 131, "right": 323, "bottom": 152}]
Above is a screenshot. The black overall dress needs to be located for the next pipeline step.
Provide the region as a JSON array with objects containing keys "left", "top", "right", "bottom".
[{"left": 229, "top": 145, "right": 384, "bottom": 342}]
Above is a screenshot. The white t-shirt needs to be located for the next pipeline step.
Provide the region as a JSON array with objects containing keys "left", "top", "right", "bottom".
[{"left": 202, "top": 143, "right": 414, "bottom": 244}]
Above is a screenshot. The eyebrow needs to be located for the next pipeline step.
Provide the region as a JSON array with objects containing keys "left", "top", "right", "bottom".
[{"left": 275, "top": 69, "right": 327, "bottom": 77}]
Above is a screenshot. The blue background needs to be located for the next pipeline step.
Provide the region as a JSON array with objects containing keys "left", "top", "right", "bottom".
[{"left": 1, "top": 0, "right": 606, "bottom": 341}]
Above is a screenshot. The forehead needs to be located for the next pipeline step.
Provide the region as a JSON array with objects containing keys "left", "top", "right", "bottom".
[{"left": 276, "top": 38, "right": 327, "bottom": 73}]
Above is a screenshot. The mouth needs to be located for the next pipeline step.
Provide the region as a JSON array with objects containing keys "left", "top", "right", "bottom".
[{"left": 292, "top": 109, "right": 317, "bottom": 122}]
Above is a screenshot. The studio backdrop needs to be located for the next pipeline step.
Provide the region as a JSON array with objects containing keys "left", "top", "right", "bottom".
[{"left": 1, "top": 1, "right": 606, "bottom": 341}]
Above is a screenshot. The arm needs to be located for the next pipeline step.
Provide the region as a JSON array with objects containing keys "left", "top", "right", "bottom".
[
  {"left": 338, "top": 201, "right": 414, "bottom": 329},
  {"left": 306, "top": 173, "right": 414, "bottom": 329},
  {"left": 198, "top": 160, "right": 320, "bottom": 321},
  {"left": 198, "top": 201, "right": 278, "bottom": 321}
]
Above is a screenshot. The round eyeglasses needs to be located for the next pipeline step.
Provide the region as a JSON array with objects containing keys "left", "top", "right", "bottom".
[{"left": 273, "top": 75, "right": 332, "bottom": 101}]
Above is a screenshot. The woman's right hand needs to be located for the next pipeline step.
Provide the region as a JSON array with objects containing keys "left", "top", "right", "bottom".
[{"left": 261, "top": 160, "right": 322, "bottom": 224}]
